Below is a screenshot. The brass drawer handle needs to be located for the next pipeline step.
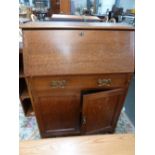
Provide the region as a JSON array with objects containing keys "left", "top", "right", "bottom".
[
  {"left": 50, "top": 80, "right": 67, "bottom": 88},
  {"left": 97, "top": 79, "right": 112, "bottom": 87}
]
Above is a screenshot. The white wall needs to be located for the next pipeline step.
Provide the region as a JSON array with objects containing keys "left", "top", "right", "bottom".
[
  {"left": 72, "top": 0, "right": 87, "bottom": 9},
  {"left": 71, "top": 0, "right": 87, "bottom": 15},
  {"left": 98, "top": 0, "right": 116, "bottom": 14},
  {"left": 118, "top": 0, "right": 135, "bottom": 11},
  {"left": 71, "top": 0, "right": 116, "bottom": 15}
]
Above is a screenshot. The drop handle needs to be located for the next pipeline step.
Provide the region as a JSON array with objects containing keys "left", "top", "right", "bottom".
[
  {"left": 79, "top": 32, "right": 84, "bottom": 36},
  {"left": 50, "top": 80, "right": 67, "bottom": 88},
  {"left": 97, "top": 79, "right": 112, "bottom": 87},
  {"left": 82, "top": 116, "right": 86, "bottom": 125}
]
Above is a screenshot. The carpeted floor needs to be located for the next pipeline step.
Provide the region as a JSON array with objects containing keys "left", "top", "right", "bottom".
[{"left": 19, "top": 104, "right": 135, "bottom": 141}]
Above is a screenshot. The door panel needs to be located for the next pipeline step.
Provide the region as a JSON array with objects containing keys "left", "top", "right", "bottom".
[
  {"left": 34, "top": 94, "right": 80, "bottom": 137},
  {"left": 81, "top": 89, "right": 126, "bottom": 134}
]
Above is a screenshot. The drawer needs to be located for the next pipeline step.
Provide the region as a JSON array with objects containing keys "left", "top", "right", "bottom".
[{"left": 29, "top": 74, "right": 131, "bottom": 92}]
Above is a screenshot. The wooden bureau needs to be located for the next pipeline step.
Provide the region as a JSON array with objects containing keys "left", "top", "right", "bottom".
[{"left": 20, "top": 22, "right": 134, "bottom": 138}]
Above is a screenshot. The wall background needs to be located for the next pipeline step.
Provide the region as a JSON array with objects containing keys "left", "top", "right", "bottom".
[{"left": 116, "top": 0, "right": 135, "bottom": 11}]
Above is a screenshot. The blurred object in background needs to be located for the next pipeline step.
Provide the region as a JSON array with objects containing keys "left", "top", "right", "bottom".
[
  {"left": 126, "top": 8, "right": 135, "bottom": 15},
  {"left": 60, "top": 0, "right": 71, "bottom": 15},
  {"left": 71, "top": 0, "right": 87, "bottom": 15},
  {"left": 31, "top": 14, "right": 38, "bottom": 21},
  {"left": 82, "top": 8, "right": 91, "bottom": 15},
  {"left": 19, "top": 3, "right": 27, "bottom": 17},
  {"left": 123, "top": 15, "right": 135, "bottom": 25},
  {"left": 49, "top": 0, "right": 60, "bottom": 15},
  {"left": 109, "top": 17, "right": 116, "bottom": 23},
  {"left": 32, "top": 0, "right": 50, "bottom": 20},
  {"left": 19, "top": 0, "right": 135, "bottom": 24},
  {"left": 19, "top": 1, "right": 32, "bottom": 24},
  {"left": 115, "top": 0, "right": 135, "bottom": 25},
  {"left": 71, "top": 0, "right": 116, "bottom": 16},
  {"left": 96, "top": 0, "right": 116, "bottom": 15},
  {"left": 115, "top": 0, "right": 135, "bottom": 13},
  {"left": 19, "top": 2, "right": 32, "bottom": 19},
  {"left": 19, "top": 29, "right": 23, "bottom": 42},
  {"left": 19, "top": 0, "right": 50, "bottom": 21},
  {"left": 109, "top": 5, "right": 124, "bottom": 22},
  {"left": 100, "top": 15, "right": 108, "bottom": 22}
]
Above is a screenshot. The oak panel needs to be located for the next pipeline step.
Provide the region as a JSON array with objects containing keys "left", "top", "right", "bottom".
[
  {"left": 23, "top": 30, "right": 134, "bottom": 76},
  {"left": 81, "top": 89, "right": 126, "bottom": 133},
  {"left": 34, "top": 93, "right": 81, "bottom": 137}
]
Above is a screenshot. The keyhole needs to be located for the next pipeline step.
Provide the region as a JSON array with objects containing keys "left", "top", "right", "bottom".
[{"left": 79, "top": 32, "right": 84, "bottom": 37}]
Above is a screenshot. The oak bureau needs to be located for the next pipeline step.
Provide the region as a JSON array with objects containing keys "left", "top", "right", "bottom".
[{"left": 20, "top": 21, "right": 134, "bottom": 138}]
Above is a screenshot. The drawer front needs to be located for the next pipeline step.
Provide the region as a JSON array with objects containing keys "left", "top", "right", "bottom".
[{"left": 30, "top": 74, "right": 131, "bottom": 93}]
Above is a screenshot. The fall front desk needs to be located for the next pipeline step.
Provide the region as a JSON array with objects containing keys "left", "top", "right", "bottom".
[{"left": 20, "top": 21, "right": 134, "bottom": 138}]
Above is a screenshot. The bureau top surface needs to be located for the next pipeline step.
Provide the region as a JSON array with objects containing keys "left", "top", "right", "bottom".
[{"left": 20, "top": 21, "right": 134, "bottom": 30}]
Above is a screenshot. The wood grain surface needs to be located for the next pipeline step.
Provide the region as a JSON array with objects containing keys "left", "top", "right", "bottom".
[
  {"left": 60, "top": 0, "right": 70, "bottom": 14},
  {"left": 82, "top": 89, "right": 126, "bottom": 134},
  {"left": 30, "top": 74, "right": 130, "bottom": 92},
  {"left": 21, "top": 22, "right": 134, "bottom": 138},
  {"left": 49, "top": 0, "right": 60, "bottom": 15},
  {"left": 34, "top": 93, "right": 81, "bottom": 137},
  {"left": 20, "top": 21, "right": 134, "bottom": 30},
  {"left": 20, "top": 134, "right": 135, "bottom": 155},
  {"left": 23, "top": 30, "right": 134, "bottom": 76}
]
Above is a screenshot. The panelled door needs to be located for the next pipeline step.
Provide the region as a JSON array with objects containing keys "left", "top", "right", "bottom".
[
  {"left": 81, "top": 89, "right": 126, "bottom": 134},
  {"left": 34, "top": 93, "right": 81, "bottom": 137}
]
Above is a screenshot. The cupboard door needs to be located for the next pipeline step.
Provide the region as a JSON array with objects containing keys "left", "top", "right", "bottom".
[
  {"left": 81, "top": 89, "right": 126, "bottom": 134},
  {"left": 34, "top": 94, "right": 80, "bottom": 137}
]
